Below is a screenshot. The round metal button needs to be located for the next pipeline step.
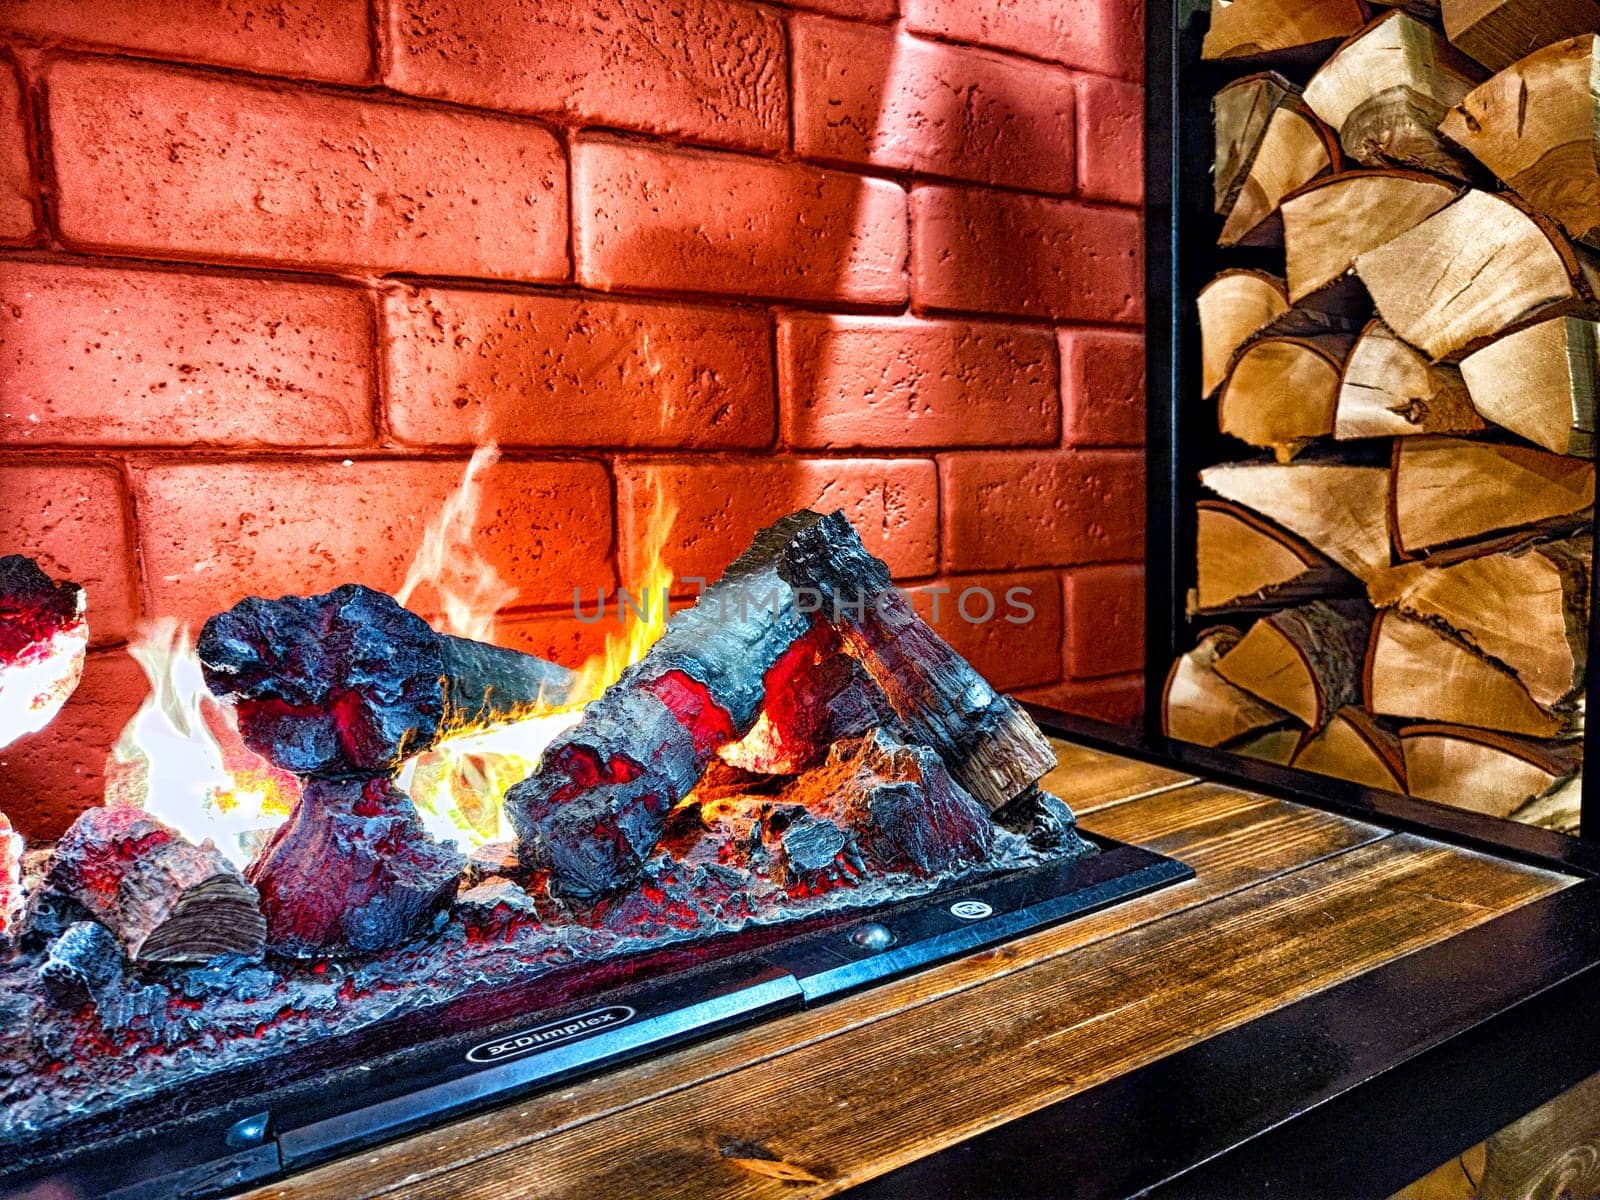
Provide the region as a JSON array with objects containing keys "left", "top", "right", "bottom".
[{"left": 850, "top": 922, "right": 896, "bottom": 952}]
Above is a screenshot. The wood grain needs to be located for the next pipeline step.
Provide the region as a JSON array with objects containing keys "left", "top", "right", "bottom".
[{"left": 1036, "top": 739, "right": 1195, "bottom": 814}]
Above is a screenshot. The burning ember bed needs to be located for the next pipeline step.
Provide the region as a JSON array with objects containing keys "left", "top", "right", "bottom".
[{"left": 0, "top": 508, "right": 1187, "bottom": 1198}]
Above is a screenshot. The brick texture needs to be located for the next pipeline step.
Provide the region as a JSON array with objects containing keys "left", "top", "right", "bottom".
[
  {"left": 131, "top": 460, "right": 615, "bottom": 626},
  {"left": 0, "top": 260, "right": 374, "bottom": 447},
  {"left": 387, "top": 0, "right": 786, "bottom": 152},
  {"left": 384, "top": 286, "right": 774, "bottom": 449},
  {"left": 1064, "top": 564, "right": 1143, "bottom": 677},
  {"left": 1060, "top": 328, "right": 1144, "bottom": 447},
  {"left": 0, "top": 56, "right": 32, "bottom": 241},
  {"left": 939, "top": 450, "right": 1144, "bottom": 570},
  {"left": 781, "top": 0, "right": 898, "bottom": 19},
  {"left": 3, "top": 0, "right": 372, "bottom": 83},
  {"left": 1078, "top": 76, "right": 1144, "bottom": 205},
  {"left": 913, "top": 186, "right": 1142, "bottom": 322},
  {"left": 903, "top": 0, "right": 1143, "bottom": 79},
  {"left": 779, "top": 314, "right": 1057, "bottom": 448},
  {"left": 574, "top": 138, "right": 907, "bottom": 305},
  {"left": 792, "top": 17, "right": 1076, "bottom": 194},
  {"left": 908, "top": 570, "right": 1062, "bottom": 690},
  {"left": 47, "top": 58, "right": 568, "bottom": 279}
]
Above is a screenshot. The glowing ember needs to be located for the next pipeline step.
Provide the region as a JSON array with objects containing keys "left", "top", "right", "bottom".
[
  {"left": 0, "top": 810, "right": 20, "bottom": 937},
  {"left": 0, "top": 555, "right": 88, "bottom": 749}
]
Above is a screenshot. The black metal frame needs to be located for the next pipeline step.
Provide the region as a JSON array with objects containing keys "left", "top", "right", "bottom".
[{"left": 1141, "top": 0, "right": 1600, "bottom": 844}]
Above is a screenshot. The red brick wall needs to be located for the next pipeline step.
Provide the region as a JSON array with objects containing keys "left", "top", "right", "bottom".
[{"left": 0, "top": 0, "right": 1146, "bottom": 838}]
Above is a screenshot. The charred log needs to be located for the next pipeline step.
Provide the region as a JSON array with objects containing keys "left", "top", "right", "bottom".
[
  {"left": 0, "top": 554, "right": 88, "bottom": 748},
  {"left": 0, "top": 811, "right": 18, "bottom": 942},
  {"left": 39, "top": 921, "right": 123, "bottom": 1008}
]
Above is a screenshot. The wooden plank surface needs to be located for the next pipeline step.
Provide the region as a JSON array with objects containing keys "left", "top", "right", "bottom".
[{"left": 241, "top": 742, "right": 1567, "bottom": 1200}]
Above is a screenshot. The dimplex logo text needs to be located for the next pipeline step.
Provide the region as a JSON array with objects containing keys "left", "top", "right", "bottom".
[{"left": 465, "top": 1006, "right": 636, "bottom": 1065}]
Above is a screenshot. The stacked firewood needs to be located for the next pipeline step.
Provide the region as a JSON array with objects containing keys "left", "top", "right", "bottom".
[{"left": 1165, "top": 1, "right": 1600, "bottom": 829}]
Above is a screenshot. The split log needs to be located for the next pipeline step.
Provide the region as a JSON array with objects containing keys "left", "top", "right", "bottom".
[
  {"left": 1400, "top": 723, "right": 1582, "bottom": 819},
  {"left": 1218, "top": 332, "right": 1355, "bottom": 460},
  {"left": 1459, "top": 316, "right": 1599, "bottom": 455},
  {"left": 1367, "top": 535, "right": 1590, "bottom": 708},
  {"left": 1291, "top": 706, "right": 1408, "bottom": 792},
  {"left": 198, "top": 583, "right": 575, "bottom": 777},
  {"left": 0, "top": 810, "right": 19, "bottom": 940},
  {"left": 1233, "top": 726, "right": 1305, "bottom": 764},
  {"left": 1354, "top": 189, "right": 1599, "bottom": 360},
  {"left": 1199, "top": 270, "right": 1290, "bottom": 398},
  {"left": 247, "top": 775, "right": 465, "bottom": 957},
  {"left": 1281, "top": 171, "right": 1460, "bottom": 302},
  {"left": 0, "top": 554, "right": 88, "bottom": 748},
  {"left": 1161, "top": 627, "right": 1295, "bottom": 747},
  {"left": 1213, "top": 599, "right": 1374, "bottom": 728},
  {"left": 1195, "top": 500, "right": 1353, "bottom": 612},
  {"left": 1214, "top": 74, "right": 1338, "bottom": 247},
  {"left": 1202, "top": 0, "right": 1368, "bottom": 64},
  {"left": 1365, "top": 610, "right": 1574, "bottom": 737},
  {"left": 1201, "top": 460, "right": 1393, "bottom": 579},
  {"left": 1372, "top": 0, "right": 1440, "bottom": 15},
  {"left": 1302, "top": 11, "right": 1485, "bottom": 178},
  {"left": 1440, "top": 36, "right": 1600, "bottom": 248},
  {"left": 43, "top": 806, "right": 265, "bottom": 964},
  {"left": 1390, "top": 436, "right": 1594, "bottom": 557},
  {"left": 1441, "top": 0, "right": 1600, "bottom": 73},
  {"left": 1335, "top": 320, "right": 1485, "bottom": 439}
]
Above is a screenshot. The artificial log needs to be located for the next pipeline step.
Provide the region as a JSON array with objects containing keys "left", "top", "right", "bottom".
[
  {"left": 1366, "top": 535, "right": 1590, "bottom": 709},
  {"left": 1199, "top": 270, "right": 1291, "bottom": 398},
  {"left": 0, "top": 810, "right": 19, "bottom": 941},
  {"left": 198, "top": 583, "right": 575, "bottom": 777},
  {"left": 1213, "top": 599, "right": 1374, "bottom": 729},
  {"left": 1213, "top": 74, "right": 1338, "bottom": 247},
  {"left": 42, "top": 807, "right": 265, "bottom": 964},
  {"left": 1201, "top": 0, "right": 1368, "bottom": 64},
  {"left": 1390, "top": 437, "right": 1595, "bottom": 557},
  {"left": 1161, "top": 627, "right": 1295, "bottom": 747},
  {"left": 1291, "top": 706, "right": 1408, "bottom": 792},
  {"left": 1200, "top": 460, "right": 1393, "bottom": 579},
  {"left": 1440, "top": 0, "right": 1600, "bottom": 73},
  {"left": 1459, "top": 316, "right": 1599, "bottom": 456},
  {"left": 1440, "top": 36, "right": 1600, "bottom": 248},
  {"left": 1400, "top": 723, "right": 1582, "bottom": 822},
  {"left": 1280, "top": 171, "right": 1459, "bottom": 301},
  {"left": 1365, "top": 610, "right": 1573, "bottom": 737},
  {"left": 1218, "top": 332, "right": 1355, "bottom": 460},
  {"left": 246, "top": 776, "right": 465, "bottom": 957},
  {"left": 1353, "top": 189, "right": 1599, "bottom": 360},
  {"left": 1194, "top": 500, "right": 1353, "bottom": 611},
  {"left": 0, "top": 554, "right": 88, "bottom": 749},
  {"left": 1334, "top": 320, "right": 1485, "bottom": 440}
]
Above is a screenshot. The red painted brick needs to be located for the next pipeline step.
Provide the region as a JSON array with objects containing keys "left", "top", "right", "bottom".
[
  {"left": 792, "top": 18, "right": 1076, "bottom": 194},
  {"left": 47, "top": 58, "right": 568, "bottom": 280},
  {"left": 781, "top": 0, "right": 897, "bottom": 18},
  {"left": 907, "top": 571, "right": 1062, "bottom": 690},
  {"left": 0, "top": 57, "right": 33, "bottom": 242},
  {"left": 495, "top": 609, "right": 615, "bottom": 670},
  {"left": 0, "top": 463, "right": 136, "bottom": 645},
  {"left": 383, "top": 286, "right": 774, "bottom": 450},
  {"left": 939, "top": 450, "right": 1143, "bottom": 570},
  {"left": 131, "top": 459, "right": 614, "bottom": 627},
  {"left": 779, "top": 314, "right": 1057, "bottom": 449},
  {"left": 615, "top": 458, "right": 938, "bottom": 588},
  {"left": 0, "top": 260, "right": 374, "bottom": 448},
  {"left": 912, "top": 186, "right": 1142, "bottom": 322},
  {"left": 3, "top": 0, "right": 372, "bottom": 83},
  {"left": 1060, "top": 328, "right": 1144, "bottom": 447},
  {"left": 904, "top": 0, "right": 1143, "bottom": 80},
  {"left": 1017, "top": 674, "right": 1142, "bottom": 724},
  {"left": 574, "top": 138, "right": 907, "bottom": 306},
  {"left": 1064, "top": 564, "right": 1142, "bottom": 677},
  {"left": 387, "top": 0, "right": 785, "bottom": 152},
  {"left": 1078, "top": 75, "right": 1143, "bottom": 204},
  {"left": 0, "top": 649, "right": 147, "bottom": 839}
]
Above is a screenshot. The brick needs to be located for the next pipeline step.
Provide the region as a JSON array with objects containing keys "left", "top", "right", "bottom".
[
  {"left": 388, "top": 0, "right": 785, "bottom": 152},
  {"left": 496, "top": 610, "right": 615, "bottom": 671},
  {"left": 47, "top": 58, "right": 567, "bottom": 280},
  {"left": 615, "top": 458, "right": 938, "bottom": 588},
  {"left": 574, "top": 138, "right": 907, "bottom": 306},
  {"left": 1060, "top": 328, "right": 1144, "bottom": 447},
  {"left": 384, "top": 286, "right": 774, "bottom": 450},
  {"left": 0, "top": 57, "right": 33, "bottom": 242},
  {"left": 1064, "top": 564, "right": 1142, "bottom": 677},
  {"left": 792, "top": 18, "right": 1076, "bottom": 194},
  {"left": 781, "top": 0, "right": 897, "bottom": 18},
  {"left": 3, "top": 0, "right": 371, "bottom": 84},
  {"left": 779, "top": 314, "right": 1057, "bottom": 449},
  {"left": 1078, "top": 75, "right": 1143, "bottom": 204},
  {"left": 907, "top": 571, "right": 1062, "bottom": 690},
  {"left": 0, "top": 463, "right": 136, "bottom": 645},
  {"left": 0, "top": 260, "right": 374, "bottom": 448},
  {"left": 1017, "top": 674, "right": 1142, "bottom": 724},
  {"left": 912, "top": 186, "right": 1142, "bottom": 322},
  {"left": 131, "top": 459, "right": 614, "bottom": 627},
  {"left": 904, "top": 0, "right": 1143, "bottom": 80},
  {"left": 939, "top": 450, "right": 1143, "bottom": 570},
  {"left": 0, "top": 650, "right": 147, "bottom": 839}
]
